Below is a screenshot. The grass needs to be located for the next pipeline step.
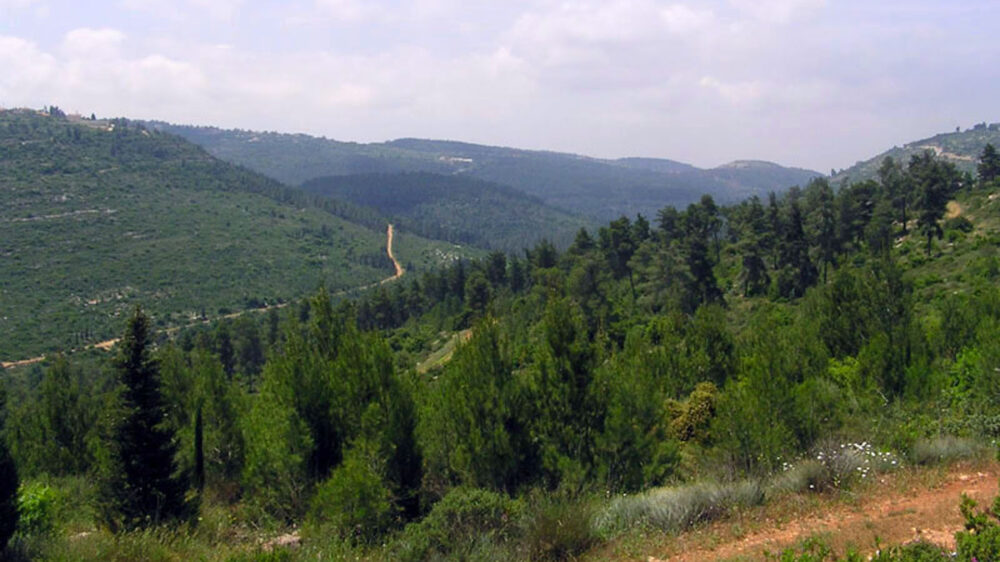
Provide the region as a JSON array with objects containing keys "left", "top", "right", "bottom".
[
  {"left": 594, "top": 479, "right": 765, "bottom": 536},
  {"left": 909, "top": 436, "right": 982, "bottom": 466}
]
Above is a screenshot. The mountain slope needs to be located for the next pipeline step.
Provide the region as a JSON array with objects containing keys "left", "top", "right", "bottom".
[
  {"left": 151, "top": 123, "right": 822, "bottom": 220},
  {"left": 301, "top": 172, "right": 593, "bottom": 251},
  {"left": 833, "top": 122, "right": 1000, "bottom": 184},
  {"left": 0, "top": 110, "right": 466, "bottom": 361}
]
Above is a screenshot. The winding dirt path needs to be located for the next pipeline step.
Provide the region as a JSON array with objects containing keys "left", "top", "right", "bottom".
[
  {"left": 643, "top": 462, "right": 999, "bottom": 562},
  {"left": 1, "top": 223, "right": 404, "bottom": 369},
  {"left": 384, "top": 223, "right": 405, "bottom": 282}
]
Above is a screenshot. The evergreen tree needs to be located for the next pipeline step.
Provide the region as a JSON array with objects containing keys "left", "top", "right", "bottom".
[
  {"left": 910, "top": 152, "right": 957, "bottom": 255},
  {"left": 979, "top": 143, "right": 1000, "bottom": 186},
  {"left": 97, "top": 307, "right": 191, "bottom": 530},
  {"left": 682, "top": 198, "right": 723, "bottom": 309},
  {"left": 737, "top": 196, "right": 770, "bottom": 296},
  {"left": 776, "top": 195, "right": 817, "bottom": 298},
  {"left": 805, "top": 178, "right": 838, "bottom": 282},
  {"left": 877, "top": 157, "right": 907, "bottom": 234}
]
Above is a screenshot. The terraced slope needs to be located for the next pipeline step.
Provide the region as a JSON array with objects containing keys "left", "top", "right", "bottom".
[{"left": 0, "top": 110, "right": 465, "bottom": 361}]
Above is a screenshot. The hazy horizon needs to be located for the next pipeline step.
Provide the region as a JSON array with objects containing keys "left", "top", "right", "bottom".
[{"left": 2, "top": 0, "right": 997, "bottom": 172}]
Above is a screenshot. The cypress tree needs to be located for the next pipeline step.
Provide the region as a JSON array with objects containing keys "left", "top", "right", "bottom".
[{"left": 98, "top": 307, "right": 191, "bottom": 530}]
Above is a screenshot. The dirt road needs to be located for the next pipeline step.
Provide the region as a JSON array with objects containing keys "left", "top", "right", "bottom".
[
  {"left": 1, "top": 223, "right": 403, "bottom": 369},
  {"left": 649, "top": 462, "right": 998, "bottom": 561},
  {"left": 383, "top": 223, "right": 405, "bottom": 282}
]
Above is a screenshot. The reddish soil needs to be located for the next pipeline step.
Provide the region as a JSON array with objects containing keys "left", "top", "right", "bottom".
[{"left": 643, "top": 462, "right": 999, "bottom": 561}]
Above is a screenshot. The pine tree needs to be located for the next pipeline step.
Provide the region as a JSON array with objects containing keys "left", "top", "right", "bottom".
[
  {"left": 98, "top": 307, "right": 191, "bottom": 530},
  {"left": 978, "top": 143, "right": 1000, "bottom": 186}
]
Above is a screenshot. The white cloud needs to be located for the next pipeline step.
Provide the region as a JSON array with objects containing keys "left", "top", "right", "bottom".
[
  {"left": 728, "top": 0, "right": 826, "bottom": 24},
  {"left": 61, "top": 27, "right": 125, "bottom": 57},
  {"left": 119, "top": 0, "right": 245, "bottom": 21}
]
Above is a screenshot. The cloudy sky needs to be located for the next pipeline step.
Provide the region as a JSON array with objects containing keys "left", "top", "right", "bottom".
[{"left": 1, "top": 0, "right": 997, "bottom": 171}]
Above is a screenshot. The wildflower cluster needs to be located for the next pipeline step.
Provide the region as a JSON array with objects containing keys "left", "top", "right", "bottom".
[{"left": 771, "top": 442, "right": 901, "bottom": 494}]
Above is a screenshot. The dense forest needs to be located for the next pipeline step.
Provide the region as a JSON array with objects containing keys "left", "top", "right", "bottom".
[
  {"left": 2, "top": 138, "right": 1000, "bottom": 560},
  {"left": 301, "top": 172, "right": 591, "bottom": 251}
]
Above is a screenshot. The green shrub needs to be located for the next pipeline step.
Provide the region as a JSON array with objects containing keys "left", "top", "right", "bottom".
[
  {"left": 909, "top": 436, "right": 980, "bottom": 465},
  {"left": 595, "top": 479, "right": 763, "bottom": 535},
  {"left": 520, "top": 494, "right": 596, "bottom": 561},
  {"left": 768, "top": 460, "right": 832, "bottom": 496},
  {"left": 945, "top": 215, "right": 974, "bottom": 233},
  {"left": 771, "top": 537, "right": 947, "bottom": 561},
  {"left": 956, "top": 492, "right": 1000, "bottom": 561},
  {"left": 393, "top": 487, "right": 523, "bottom": 561},
  {"left": 16, "top": 482, "right": 59, "bottom": 537},
  {"left": 307, "top": 447, "right": 395, "bottom": 544}
]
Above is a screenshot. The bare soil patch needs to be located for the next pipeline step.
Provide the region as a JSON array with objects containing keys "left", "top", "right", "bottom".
[{"left": 639, "top": 462, "right": 998, "bottom": 562}]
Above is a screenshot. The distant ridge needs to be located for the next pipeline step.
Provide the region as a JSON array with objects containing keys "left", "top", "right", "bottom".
[
  {"left": 151, "top": 122, "right": 823, "bottom": 220},
  {"left": 833, "top": 122, "right": 1000, "bottom": 184}
]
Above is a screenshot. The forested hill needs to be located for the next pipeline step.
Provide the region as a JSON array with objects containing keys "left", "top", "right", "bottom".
[
  {"left": 0, "top": 109, "right": 468, "bottom": 361},
  {"left": 833, "top": 122, "right": 1000, "bottom": 184},
  {"left": 149, "top": 122, "right": 822, "bottom": 220},
  {"left": 301, "top": 172, "right": 593, "bottom": 251},
  {"left": 4, "top": 118, "right": 1000, "bottom": 560}
]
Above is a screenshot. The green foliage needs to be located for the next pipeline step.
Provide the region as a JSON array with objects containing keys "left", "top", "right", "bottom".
[
  {"left": 16, "top": 481, "right": 58, "bottom": 537},
  {"left": 393, "top": 487, "right": 524, "bottom": 561},
  {"left": 956, "top": 489, "right": 1000, "bottom": 561},
  {"left": 302, "top": 172, "right": 591, "bottom": 251},
  {"left": 595, "top": 479, "right": 763, "bottom": 535},
  {"left": 418, "top": 320, "right": 532, "bottom": 494},
  {"left": 95, "top": 307, "right": 193, "bottom": 531},
  {"left": 0, "top": 110, "right": 466, "bottom": 361},
  {"left": 909, "top": 436, "right": 980, "bottom": 465},
  {"left": 242, "top": 290, "right": 420, "bottom": 522},
  {"left": 5, "top": 356, "right": 96, "bottom": 478},
  {"left": 307, "top": 442, "right": 396, "bottom": 543},
  {"left": 521, "top": 493, "right": 597, "bottom": 561}
]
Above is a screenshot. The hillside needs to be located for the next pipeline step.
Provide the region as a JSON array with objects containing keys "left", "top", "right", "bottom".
[
  {"left": 151, "top": 123, "right": 822, "bottom": 220},
  {"left": 301, "top": 172, "right": 593, "bottom": 251},
  {"left": 0, "top": 110, "right": 468, "bottom": 361},
  {"left": 5, "top": 122, "right": 1000, "bottom": 561},
  {"left": 833, "top": 122, "right": 1000, "bottom": 184}
]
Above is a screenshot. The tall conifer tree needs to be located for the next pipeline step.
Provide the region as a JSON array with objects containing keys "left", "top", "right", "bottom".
[{"left": 98, "top": 307, "right": 190, "bottom": 530}]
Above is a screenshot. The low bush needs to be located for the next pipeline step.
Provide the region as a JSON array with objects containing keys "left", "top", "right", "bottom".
[
  {"left": 306, "top": 448, "right": 396, "bottom": 544},
  {"left": 393, "top": 487, "right": 524, "bottom": 561},
  {"left": 909, "top": 436, "right": 980, "bottom": 465},
  {"left": 595, "top": 479, "right": 763, "bottom": 535},
  {"left": 16, "top": 481, "right": 59, "bottom": 537},
  {"left": 520, "top": 493, "right": 596, "bottom": 561}
]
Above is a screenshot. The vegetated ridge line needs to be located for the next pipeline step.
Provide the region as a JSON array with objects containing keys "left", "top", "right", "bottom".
[{"left": 0, "top": 223, "right": 404, "bottom": 369}]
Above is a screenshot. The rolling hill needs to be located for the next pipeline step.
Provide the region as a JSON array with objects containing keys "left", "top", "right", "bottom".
[
  {"left": 149, "top": 123, "right": 822, "bottom": 220},
  {"left": 300, "top": 172, "right": 593, "bottom": 251},
  {"left": 0, "top": 109, "right": 469, "bottom": 361},
  {"left": 833, "top": 122, "right": 1000, "bottom": 184}
]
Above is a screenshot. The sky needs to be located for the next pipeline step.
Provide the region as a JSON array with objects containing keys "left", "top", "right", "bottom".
[{"left": 1, "top": 0, "right": 997, "bottom": 172}]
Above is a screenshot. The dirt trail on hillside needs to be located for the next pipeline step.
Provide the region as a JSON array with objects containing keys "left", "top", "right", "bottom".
[
  {"left": 2, "top": 224, "right": 403, "bottom": 369},
  {"left": 384, "top": 223, "right": 405, "bottom": 282},
  {"left": 654, "top": 464, "right": 998, "bottom": 562}
]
